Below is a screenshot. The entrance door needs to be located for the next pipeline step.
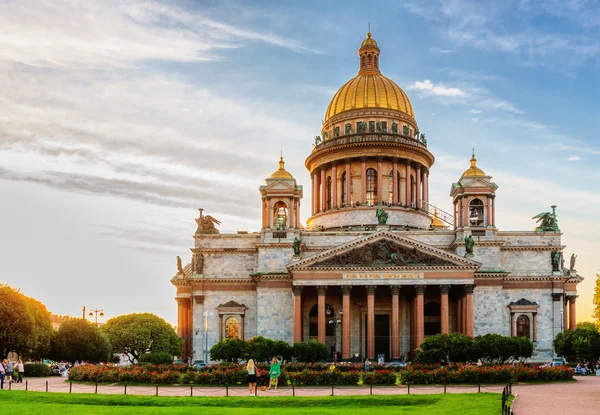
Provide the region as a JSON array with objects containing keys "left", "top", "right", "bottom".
[{"left": 374, "top": 314, "right": 390, "bottom": 362}]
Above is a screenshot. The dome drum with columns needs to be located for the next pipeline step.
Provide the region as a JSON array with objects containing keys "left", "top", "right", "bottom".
[
  {"left": 307, "top": 32, "right": 433, "bottom": 231},
  {"left": 171, "top": 31, "right": 582, "bottom": 365}
]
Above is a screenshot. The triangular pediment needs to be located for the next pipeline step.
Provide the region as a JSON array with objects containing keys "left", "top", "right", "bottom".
[
  {"left": 288, "top": 231, "right": 480, "bottom": 270},
  {"left": 261, "top": 180, "right": 296, "bottom": 191}
]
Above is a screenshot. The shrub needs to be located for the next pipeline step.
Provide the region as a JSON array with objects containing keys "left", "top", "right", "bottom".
[
  {"left": 362, "top": 370, "right": 397, "bottom": 385},
  {"left": 292, "top": 340, "right": 328, "bottom": 362},
  {"left": 210, "top": 338, "right": 247, "bottom": 363},
  {"left": 24, "top": 363, "right": 50, "bottom": 377},
  {"left": 138, "top": 352, "right": 173, "bottom": 365}
]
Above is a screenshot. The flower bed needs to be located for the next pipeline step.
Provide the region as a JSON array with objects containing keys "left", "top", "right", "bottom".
[
  {"left": 398, "top": 365, "right": 573, "bottom": 384},
  {"left": 287, "top": 369, "right": 360, "bottom": 386},
  {"left": 362, "top": 370, "right": 397, "bottom": 385}
]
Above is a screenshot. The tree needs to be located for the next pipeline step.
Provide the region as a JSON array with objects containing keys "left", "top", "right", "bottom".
[
  {"left": 415, "top": 333, "right": 474, "bottom": 364},
  {"left": 292, "top": 340, "right": 328, "bottom": 362},
  {"left": 0, "top": 284, "right": 53, "bottom": 359},
  {"left": 244, "top": 336, "right": 275, "bottom": 363},
  {"left": 210, "top": 338, "right": 247, "bottom": 363},
  {"left": 49, "top": 319, "right": 111, "bottom": 363},
  {"left": 554, "top": 327, "right": 600, "bottom": 362},
  {"left": 102, "top": 313, "right": 182, "bottom": 363}
]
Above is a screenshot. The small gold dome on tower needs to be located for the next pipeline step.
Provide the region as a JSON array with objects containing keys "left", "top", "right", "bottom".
[
  {"left": 361, "top": 32, "right": 379, "bottom": 48},
  {"left": 431, "top": 209, "right": 448, "bottom": 229},
  {"left": 461, "top": 149, "right": 486, "bottom": 178},
  {"left": 270, "top": 156, "right": 294, "bottom": 179}
]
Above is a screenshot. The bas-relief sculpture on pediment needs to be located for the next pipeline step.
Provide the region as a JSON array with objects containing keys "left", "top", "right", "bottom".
[{"left": 312, "top": 239, "right": 455, "bottom": 268}]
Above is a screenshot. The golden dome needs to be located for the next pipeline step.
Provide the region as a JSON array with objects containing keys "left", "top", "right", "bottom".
[
  {"left": 324, "top": 33, "right": 414, "bottom": 124},
  {"left": 461, "top": 149, "right": 486, "bottom": 178},
  {"left": 270, "top": 156, "right": 294, "bottom": 179},
  {"left": 361, "top": 32, "right": 379, "bottom": 48}
]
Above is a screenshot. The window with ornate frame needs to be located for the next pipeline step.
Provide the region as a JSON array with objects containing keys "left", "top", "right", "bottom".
[{"left": 516, "top": 315, "right": 530, "bottom": 339}]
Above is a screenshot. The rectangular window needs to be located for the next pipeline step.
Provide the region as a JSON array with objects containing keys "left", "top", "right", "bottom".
[
  {"left": 381, "top": 121, "right": 387, "bottom": 132},
  {"left": 369, "top": 121, "right": 375, "bottom": 133}
]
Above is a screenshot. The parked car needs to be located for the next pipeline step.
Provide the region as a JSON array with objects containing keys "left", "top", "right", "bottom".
[{"left": 385, "top": 361, "right": 407, "bottom": 368}]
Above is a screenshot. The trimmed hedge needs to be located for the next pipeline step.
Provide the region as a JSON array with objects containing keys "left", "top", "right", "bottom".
[
  {"left": 362, "top": 370, "right": 397, "bottom": 385},
  {"left": 24, "top": 363, "right": 50, "bottom": 377}
]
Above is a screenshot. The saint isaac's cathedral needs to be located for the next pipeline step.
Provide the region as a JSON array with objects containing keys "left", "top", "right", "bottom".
[{"left": 171, "top": 32, "right": 582, "bottom": 363}]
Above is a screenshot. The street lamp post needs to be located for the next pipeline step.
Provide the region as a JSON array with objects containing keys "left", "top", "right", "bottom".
[
  {"left": 88, "top": 308, "right": 104, "bottom": 326},
  {"left": 560, "top": 307, "right": 564, "bottom": 333},
  {"left": 327, "top": 306, "right": 343, "bottom": 363}
]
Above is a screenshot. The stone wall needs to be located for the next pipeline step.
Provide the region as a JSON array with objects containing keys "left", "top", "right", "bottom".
[
  {"left": 257, "top": 248, "right": 295, "bottom": 273},
  {"left": 256, "top": 287, "right": 294, "bottom": 343},
  {"left": 307, "top": 207, "right": 432, "bottom": 230},
  {"left": 500, "top": 250, "right": 552, "bottom": 276},
  {"left": 203, "top": 253, "right": 257, "bottom": 278}
]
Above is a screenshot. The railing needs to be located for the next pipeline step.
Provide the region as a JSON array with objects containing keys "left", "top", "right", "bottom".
[
  {"left": 313, "top": 132, "right": 428, "bottom": 152},
  {"left": 502, "top": 382, "right": 513, "bottom": 415},
  {"left": 419, "top": 200, "right": 455, "bottom": 226}
]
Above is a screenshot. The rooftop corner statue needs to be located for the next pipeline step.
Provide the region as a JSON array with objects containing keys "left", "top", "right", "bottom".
[
  {"left": 532, "top": 205, "right": 560, "bottom": 232},
  {"left": 171, "top": 31, "right": 583, "bottom": 365},
  {"left": 195, "top": 208, "right": 221, "bottom": 235}
]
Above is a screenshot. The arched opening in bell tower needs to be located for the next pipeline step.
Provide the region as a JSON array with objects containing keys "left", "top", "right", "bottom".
[{"left": 272, "top": 201, "right": 288, "bottom": 230}]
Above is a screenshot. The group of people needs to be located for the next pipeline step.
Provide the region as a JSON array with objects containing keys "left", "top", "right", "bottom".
[
  {"left": 574, "top": 362, "right": 598, "bottom": 375},
  {"left": 245, "top": 357, "right": 281, "bottom": 396},
  {"left": 0, "top": 359, "right": 24, "bottom": 389}
]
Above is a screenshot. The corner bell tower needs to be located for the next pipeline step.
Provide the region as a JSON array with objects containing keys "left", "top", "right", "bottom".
[
  {"left": 259, "top": 156, "right": 303, "bottom": 230},
  {"left": 450, "top": 150, "right": 498, "bottom": 229}
]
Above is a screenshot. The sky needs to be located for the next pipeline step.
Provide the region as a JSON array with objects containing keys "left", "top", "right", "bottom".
[{"left": 0, "top": 0, "right": 599, "bottom": 326}]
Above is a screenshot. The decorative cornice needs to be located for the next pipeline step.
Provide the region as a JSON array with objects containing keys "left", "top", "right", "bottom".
[
  {"left": 194, "top": 278, "right": 256, "bottom": 285},
  {"left": 474, "top": 272, "right": 510, "bottom": 278},
  {"left": 500, "top": 245, "right": 565, "bottom": 251},
  {"left": 194, "top": 248, "right": 257, "bottom": 254},
  {"left": 256, "top": 244, "right": 294, "bottom": 249},
  {"left": 504, "top": 275, "right": 570, "bottom": 282},
  {"left": 251, "top": 274, "right": 291, "bottom": 282}
]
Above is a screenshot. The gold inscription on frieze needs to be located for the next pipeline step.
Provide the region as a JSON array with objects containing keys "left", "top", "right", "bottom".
[{"left": 343, "top": 273, "right": 423, "bottom": 279}]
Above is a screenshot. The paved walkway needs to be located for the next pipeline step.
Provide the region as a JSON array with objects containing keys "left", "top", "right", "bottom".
[
  {"left": 6, "top": 376, "right": 505, "bottom": 397},
  {"left": 512, "top": 376, "right": 600, "bottom": 415}
]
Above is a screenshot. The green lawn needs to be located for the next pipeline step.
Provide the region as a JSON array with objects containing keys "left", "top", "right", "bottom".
[{"left": 2, "top": 391, "right": 503, "bottom": 414}]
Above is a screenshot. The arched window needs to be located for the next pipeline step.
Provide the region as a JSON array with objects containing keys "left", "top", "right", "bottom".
[
  {"left": 326, "top": 176, "right": 332, "bottom": 210},
  {"left": 225, "top": 317, "right": 239, "bottom": 339},
  {"left": 469, "top": 198, "right": 485, "bottom": 226},
  {"left": 367, "top": 54, "right": 372, "bottom": 67},
  {"left": 272, "top": 201, "right": 288, "bottom": 230},
  {"left": 516, "top": 315, "right": 530, "bottom": 339},
  {"left": 374, "top": 55, "right": 378, "bottom": 68},
  {"left": 341, "top": 172, "right": 347, "bottom": 205},
  {"left": 388, "top": 170, "right": 393, "bottom": 204},
  {"left": 361, "top": 55, "right": 365, "bottom": 69},
  {"left": 366, "top": 168, "right": 377, "bottom": 205}
]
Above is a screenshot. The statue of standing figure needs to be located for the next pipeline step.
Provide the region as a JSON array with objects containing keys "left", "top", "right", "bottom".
[
  {"left": 176, "top": 256, "right": 183, "bottom": 274},
  {"left": 293, "top": 237, "right": 302, "bottom": 256},
  {"left": 464, "top": 235, "right": 475, "bottom": 256},
  {"left": 551, "top": 251, "right": 561, "bottom": 271},
  {"left": 569, "top": 253, "right": 577, "bottom": 271}
]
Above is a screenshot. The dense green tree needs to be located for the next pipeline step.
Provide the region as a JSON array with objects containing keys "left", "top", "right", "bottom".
[
  {"left": 272, "top": 340, "right": 293, "bottom": 361},
  {"left": 554, "top": 327, "right": 600, "bottom": 362},
  {"left": 0, "top": 284, "right": 53, "bottom": 359},
  {"left": 593, "top": 274, "right": 600, "bottom": 328},
  {"left": 415, "top": 333, "right": 473, "bottom": 364},
  {"left": 102, "top": 313, "right": 182, "bottom": 363},
  {"left": 210, "top": 338, "right": 248, "bottom": 363},
  {"left": 49, "top": 319, "right": 111, "bottom": 362},
  {"left": 292, "top": 340, "right": 328, "bottom": 362},
  {"left": 244, "top": 336, "right": 274, "bottom": 362}
]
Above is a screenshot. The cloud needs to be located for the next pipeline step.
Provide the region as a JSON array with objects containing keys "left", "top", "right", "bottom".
[
  {"left": 430, "top": 47, "right": 454, "bottom": 54},
  {"left": 468, "top": 109, "right": 482, "bottom": 114},
  {"left": 471, "top": 117, "right": 480, "bottom": 123},
  {"left": 407, "top": 79, "right": 467, "bottom": 97},
  {"left": 568, "top": 156, "right": 582, "bottom": 161},
  {"left": 0, "top": 0, "right": 320, "bottom": 69},
  {"left": 403, "top": 0, "right": 600, "bottom": 66}
]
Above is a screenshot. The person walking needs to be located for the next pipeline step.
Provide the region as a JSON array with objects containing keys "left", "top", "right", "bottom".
[
  {"left": 246, "top": 359, "right": 258, "bottom": 396},
  {"left": 16, "top": 360, "right": 24, "bottom": 383},
  {"left": 267, "top": 357, "right": 281, "bottom": 391},
  {"left": 4, "top": 360, "right": 13, "bottom": 384},
  {"left": 364, "top": 358, "right": 370, "bottom": 372},
  {"left": 0, "top": 360, "right": 5, "bottom": 390}
]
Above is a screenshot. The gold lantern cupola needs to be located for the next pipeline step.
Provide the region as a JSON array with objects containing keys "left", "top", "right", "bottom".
[
  {"left": 270, "top": 155, "right": 294, "bottom": 179},
  {"left": 358, "top": 31, "right": 380, "bottom": 74},
  {"left": 461, "top": 149, "right": 486, "bottom": 178}
]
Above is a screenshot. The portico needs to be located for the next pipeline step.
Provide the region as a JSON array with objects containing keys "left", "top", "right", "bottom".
[{"left": 287, "top": 231, "right": 479, "bottom": 360}]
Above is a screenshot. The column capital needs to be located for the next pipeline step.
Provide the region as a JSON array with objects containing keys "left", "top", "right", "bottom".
[
  {"left": 341, "top": 285, "right": 352, "bottom": 295},
  {"left": 193, "top": 295, "right": 205, "bottom": 304},
  {"left": 439, "top": 285, "right": 450, "bottom": 295},
  {"left": 360, "top": 156, "right": 368, "bottom": 162},
  {"left": 510, "top": 312, "right": 515, "bottom": 317},
  {"left": 365, "top": 285, "right": 377, "bottom": 295},
  {"left": 316, "top": 286, "right": 328, "bottom": 296},
  {"left": 175, "top": 297, "right": 191, "bottom": 305},
  {"left": 464, "top": 284, "right": 475, "bottom": 294},
  {"left": 567, "top": 295, "right": 578, "bottom": 303},
  {"left": 552, "top": 293, "right": 564, "bottom": 302},
  {"left": 292, "top": 286, "right": 303, "bottom": 297},
  {"left": 390, "top": 286, "right": 401, "bottom": 295},
  {"left": 414, "top": 285, "right": 426, "bottom": 295},
  {"left": 376, "top": 156, "right": 384, "bottom": 162}
]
